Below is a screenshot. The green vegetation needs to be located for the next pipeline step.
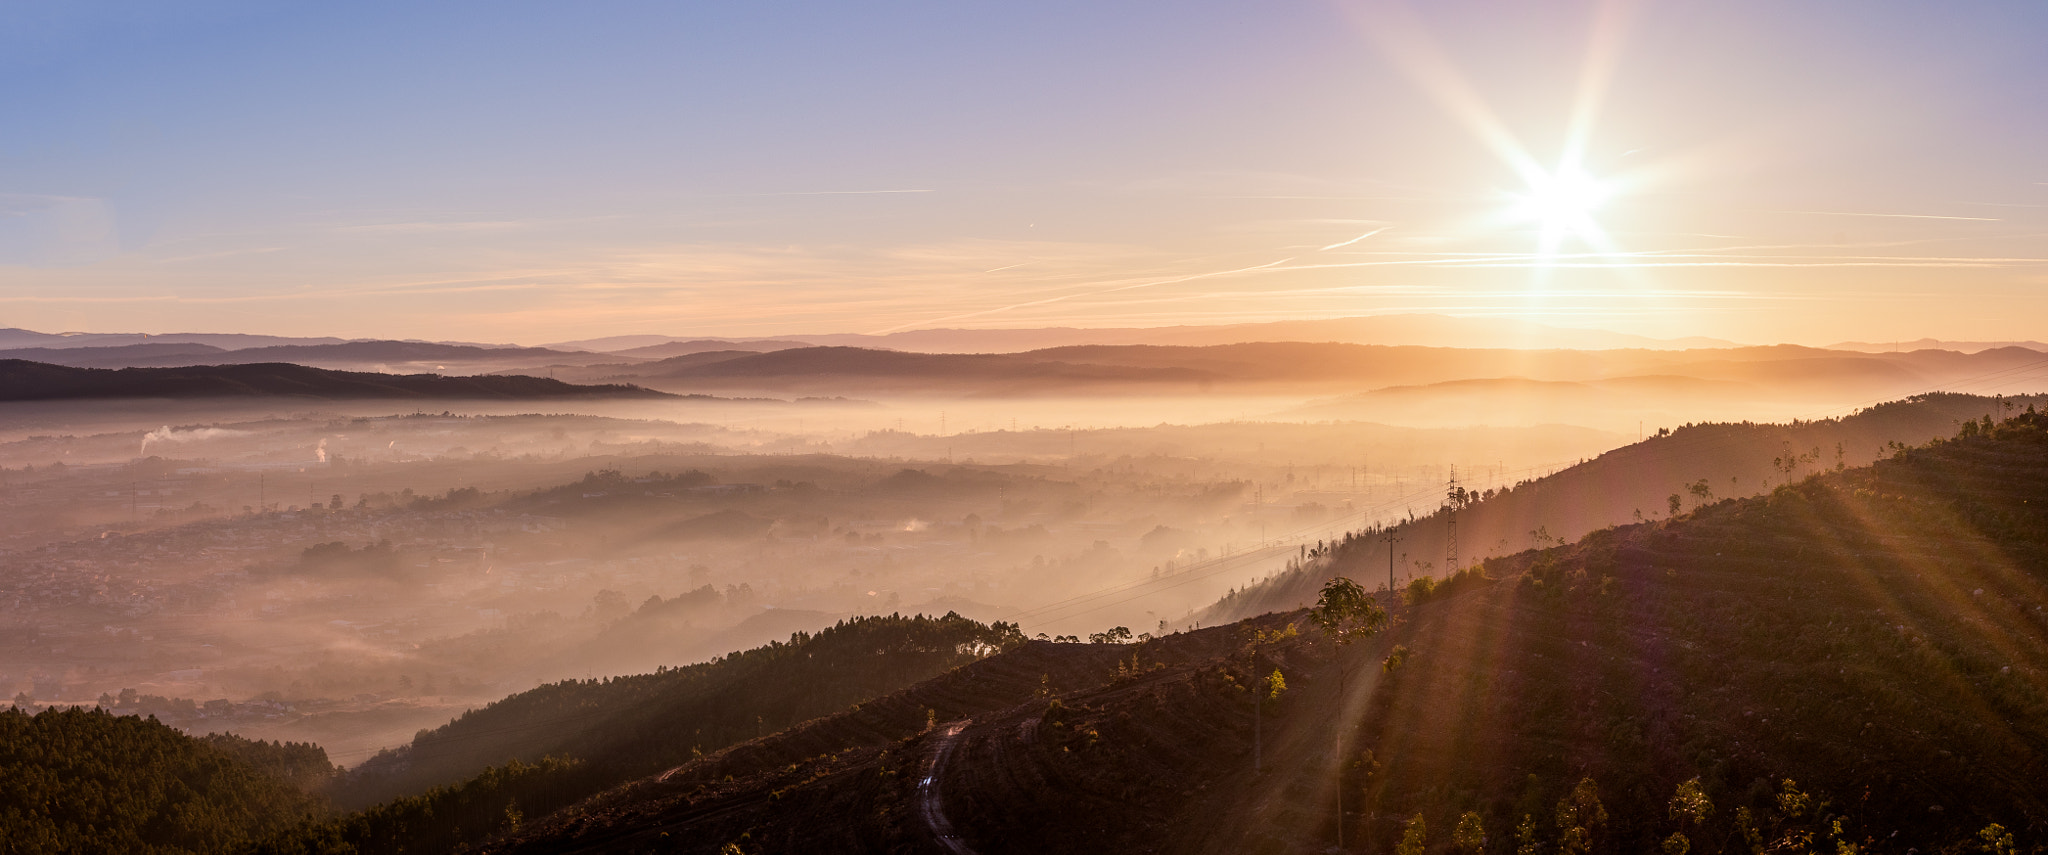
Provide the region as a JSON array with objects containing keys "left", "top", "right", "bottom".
[
  {"left": 1215, "top": 391, "right": 2048, "bottom": 621},
  {"left": 1309, "top": 576, "right": 1386, "bottom": 645},
  {"left": 262, "top": 612, "right": 1022, "bottom": 853},
  {"left": 0, "top": 707, "right": 324, "bottom": 854},
  {"left": 1332, "top": 411, "right": 2048, "bottom": 853},
  {"left": 16, "top": 404, "right": 2048, "bottom": 855},
  {"left": 1453, "top": 810, "right": 1486, "bottom": 854}
]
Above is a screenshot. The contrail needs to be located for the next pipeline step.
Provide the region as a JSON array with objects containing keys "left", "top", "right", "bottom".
[{"left": 1319, "top": 226, "right": 1391, "bottom": 252}]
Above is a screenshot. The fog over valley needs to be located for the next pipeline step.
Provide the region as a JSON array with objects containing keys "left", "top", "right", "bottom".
[{"left": 10, "top": 3, "right": 2048, "bottom": 850}]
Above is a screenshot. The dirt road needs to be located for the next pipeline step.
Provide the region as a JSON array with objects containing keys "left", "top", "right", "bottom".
[{"left": 919, "top": 720, "right": 976, "bottom": 855}]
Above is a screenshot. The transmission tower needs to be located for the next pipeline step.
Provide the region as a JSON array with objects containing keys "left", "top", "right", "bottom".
[{"left": 1444, "top": 466, "right": 1459, "bottom": 573}]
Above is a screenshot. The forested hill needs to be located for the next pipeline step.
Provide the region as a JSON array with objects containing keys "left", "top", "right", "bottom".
[
  {"left": 1205, "top": 391, "right": 2047, "bottom": 622},
  {"left": 0, "top": 360, "right": 669, "bottom": 401},
  {"left": 0, "top": 707, "right": 329, "bottom": 854},
  {"left": 481, "top": 411, "right": 2048, "bottom": 854},
  {"left": 330, "top": 613, "right": 1027, "bottom": 811},
  {"left": 19, "top": 414, "right": 2048, "bottom": 853}
]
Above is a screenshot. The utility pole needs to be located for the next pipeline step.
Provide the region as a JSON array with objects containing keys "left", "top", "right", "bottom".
[
  {"left": 1381, "top": 529, "right": 1401, "bottom": 592},
  {"left": 1253, "top": 661, "right": 1263, "bottom": 773}
]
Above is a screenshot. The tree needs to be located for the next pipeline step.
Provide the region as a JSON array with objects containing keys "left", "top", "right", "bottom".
[
  {"left": 1310, "top": 577, "right": 1387, "bottom": 646},
  {"left": 1665, "top": 776, "right": 1713, "bottom": 855},
  {"left": 1556, "top": 777, "right": 1608, "bottom": 855},
  {"left": 1979, "top": 824, "right": 2016, "bottom": 855},
  {"left": 1668, "top": 493, "right": 1682, "bottom": 516},
  {"left": 1453, "top": 811, "right": 1487, "bottom": 854},
  {"left": 1395, "top": 815, "right": 1428, "bottom": 855},
  {"left": 1516, "top": 813, "right": 1543, "bottom": 855},
  {"left": 1087, "top": 626, "right": 1132, "bottom": 644},
  {"left": 1309, "top": 576, "right": 1388, "bottom": 850}
]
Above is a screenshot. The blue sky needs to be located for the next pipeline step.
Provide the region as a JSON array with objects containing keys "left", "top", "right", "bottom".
[{"left": 4, "top": 1, "right": 2045, "bottom": 343}]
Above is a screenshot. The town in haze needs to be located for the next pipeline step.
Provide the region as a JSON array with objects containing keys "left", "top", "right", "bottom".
[{"left": 4, "top": 2, "right": 2047, "bottom": 854}]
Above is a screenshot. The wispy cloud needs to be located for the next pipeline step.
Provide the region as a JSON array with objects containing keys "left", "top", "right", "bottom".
[
  {"left": 1319, "top": 226, "right": 1393, "bottom": 251},
  {"left": 868, "top": 257, "right": 1300, "bottom": 334},
  {"left": 704, "top": 189, "right": 936, "bottom": 197},
  {"left": 1782, "top": 211, "right": 2001, "bottom": 222},
  {"left": 333, "top": 220, "right": 530, "bottom": 234},
  {"left": 155, "top": 246, "right": 288, "bottom": 264}
]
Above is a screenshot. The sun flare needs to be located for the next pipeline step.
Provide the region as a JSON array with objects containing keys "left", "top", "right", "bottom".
[{"left": 1509, "top": 163, "right": 1612, "bottom": 257}]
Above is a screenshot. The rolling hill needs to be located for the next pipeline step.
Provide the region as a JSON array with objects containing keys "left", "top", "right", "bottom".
[
  {"left": 552, "top": 341, "right": 2048, "bottom": 407},
  {"left": 549, "top": 315, "right": 1736, "bottom": 354},
  {"left": 0, "top": 707, "right": 330, "bottom": 853},
  {"left": 0, "top": 360, "right": 671, "bottom": 401},
  {"left": 472, "top": 409, "right": 2048, "bottom": 854},
  {"left": 1208, "top": 391, "right": 2048, "bottom": 621},
  {"left": 0, "top": 341, "right": 634, "bottom": 373},
  {"left": 17, "top": 400, "right": 2048, "bottom": 854}
]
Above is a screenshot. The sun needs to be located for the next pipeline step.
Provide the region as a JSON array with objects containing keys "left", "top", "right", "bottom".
[{"left": 1508, "top": 163, "right": 1612, "bottom": 256}]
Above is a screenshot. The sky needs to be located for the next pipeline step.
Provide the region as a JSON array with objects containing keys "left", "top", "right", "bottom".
[{"left": 3, "top": 0, "right": 2045, "bottom": 346}]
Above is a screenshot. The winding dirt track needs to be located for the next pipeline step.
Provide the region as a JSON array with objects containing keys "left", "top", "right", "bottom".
[{"left": 919, "top": 720, "right": 976, "bottom": 855}]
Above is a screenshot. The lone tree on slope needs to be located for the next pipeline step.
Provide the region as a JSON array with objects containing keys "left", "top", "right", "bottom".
[{"left": 1309, "top": 576, "right": 1388, "bottom": 849}]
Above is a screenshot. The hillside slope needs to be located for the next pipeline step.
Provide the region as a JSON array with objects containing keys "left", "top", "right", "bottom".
[
  {"left": 328, "top": 614, "right": 1030, "bottom": 811},
  {"left": 0, "top": 708, "right": 328, "bottom": 854},
  {"left": 0, "top": 360, "right": 669, "bottom": 401},
  {"left": 480, "top": 411, "right": 2048, "bottom": 854},
  {"left": 1208, "top": 392, "right": 2047, "bottom": 622},
  {"left": 563, "top": 341, "right": 2048, "bottom": 401}
]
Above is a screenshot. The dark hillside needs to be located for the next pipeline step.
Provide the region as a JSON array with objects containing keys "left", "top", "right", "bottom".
[
  {"left": 0, "top": 707, "right": 326, "bottom": 854},
  {"left": 0, "top": 342, "right": 231, "bottom": 367},
  {"left": 475, "top": 620, "right": 1269, "bottom": 855},
  {"left": 238, "top": 615, "right": 1052, "bottom": 855},
  {"left": 0, "top": 360, "right": 670, "bottom": 401},
  {"left": 477, "top": 411, "right": 2048, "bottom": 854},
  {"left": 1306, "top": 410, "right": 2048, "bottom": 854},
  {"left": 1210, "top": 392, "right": 2048, "bottom": 621},
  {"left": 330, "top": 614, "right": 1029, "bottom": 810}
]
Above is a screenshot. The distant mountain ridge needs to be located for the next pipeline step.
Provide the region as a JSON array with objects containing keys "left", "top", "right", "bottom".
[
  {"left": 1827, "top": 337, "right": 2048, "bottom": 354},
  {"left": 548, "top": 314, "right": 1740, "bottom": 354},
  {"left": 550, "top": 341, "right": 2048, "bottom": 406},
  {"left": 0, "top": 340, "right": 639, "bottom": 372},
  {"left": 0, "top": 360, "right": 671, "bottom": 401},
  {"left": 0, "top": 328, "right": 352, "bottom": 351}
]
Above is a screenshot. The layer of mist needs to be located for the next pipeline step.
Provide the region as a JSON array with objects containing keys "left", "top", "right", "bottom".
[{"left": 6, "top": 342, "right": 2044, "bottom": 771}]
